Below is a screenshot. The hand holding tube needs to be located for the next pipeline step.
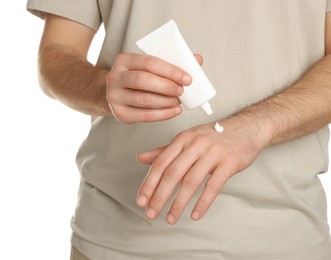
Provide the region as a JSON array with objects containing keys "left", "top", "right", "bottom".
[{"left": 106, "top": 53, "right": 203, "bottom": 123}]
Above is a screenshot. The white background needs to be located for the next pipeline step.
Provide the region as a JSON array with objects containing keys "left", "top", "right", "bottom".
[{"left": 1, "top": 2, "right": 330, "bottom": 260}]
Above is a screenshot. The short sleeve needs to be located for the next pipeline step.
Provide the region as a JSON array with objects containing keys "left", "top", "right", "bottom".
[
  {"left": 327, "top": 0, "right": 331, "bottom": 13},
  {"left": 26, "top": 0, "right": 102, "bottom": 31}
]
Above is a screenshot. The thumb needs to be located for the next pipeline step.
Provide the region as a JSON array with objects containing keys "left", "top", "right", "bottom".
[
  {"left": 194, "top": 53, "right": 204, "bottom": 66},
  {"left": 136, "top": 146, "right": 165, "bottom": 165}
]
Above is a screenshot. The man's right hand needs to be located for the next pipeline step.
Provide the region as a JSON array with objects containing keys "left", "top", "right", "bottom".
[
  {"left": 39, "top": 14, "right": 201, "bottom": 119},
  {"left": 106, "top": 53, "right": 193, "bottom": 123}
]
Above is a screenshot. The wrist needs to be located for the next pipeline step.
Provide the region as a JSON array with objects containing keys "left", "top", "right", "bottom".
[
  {"left": 222, "top": 108, "right": 274, "bottom": 153},
  {"left": 97, "top": 69, "right": 113, "bottom": 116}
]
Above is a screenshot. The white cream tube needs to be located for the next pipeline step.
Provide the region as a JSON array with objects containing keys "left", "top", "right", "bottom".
[{"left": 136, "top": 20, "right": 216, "bottom": 115}]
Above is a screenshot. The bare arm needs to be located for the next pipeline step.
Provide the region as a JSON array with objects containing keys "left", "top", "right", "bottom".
[
  {"left": 38, "top": 14, "right": 109, "bottom": 116},
  {"left": 136, "top": 13, "right": 331, "bottom": 224},
  {"left": 238, "top": 56, "right": 331, "bottom": 147},
  {"left": 38, "top": 14, "right": 194, "bottom": 120},
  {"left": 230, "top": 13, "right": 331, "bottom": 146}
]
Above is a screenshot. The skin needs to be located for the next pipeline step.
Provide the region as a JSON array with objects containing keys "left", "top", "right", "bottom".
[
  {"left": 39, "top": 14, "right": 200, "bottom": 121},
  {"left": 39, "top": 13, "right": 331, "bottom": 225}
]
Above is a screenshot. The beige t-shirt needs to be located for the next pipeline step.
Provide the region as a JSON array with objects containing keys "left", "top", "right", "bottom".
[{"left": 27, "top": 1, "right": 331, "bottom": 259}]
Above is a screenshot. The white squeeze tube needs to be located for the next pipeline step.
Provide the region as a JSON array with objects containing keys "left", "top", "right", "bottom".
[{"left": 136, "top": 20, "right": 216, "bottom": 116}]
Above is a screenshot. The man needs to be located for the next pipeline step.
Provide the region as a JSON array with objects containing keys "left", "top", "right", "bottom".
[{"left": 27, "top": 1, "right": 331, "bottom": 259}]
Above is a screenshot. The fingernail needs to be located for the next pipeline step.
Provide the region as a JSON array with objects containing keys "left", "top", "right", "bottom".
[
  {"left": 175, "top": 106, "right": 182, "bottom": 114},
  {"left": 137, "top": 195, "right": 147, "bottom": 207},
  {"left": 177, "top": 86, "right": 184, "bottom": 95},
  {"left": 146, "top": 208, "right": 156, "bottom": 219},
  {"left": 166, "top": 213, "right": 175, "bottom": 225},
  {"left": 182, "top": 74, "right": 191, "bottom": 86},
  {"left": 191, "top": 210, "right": 200, "bottom": 221}
]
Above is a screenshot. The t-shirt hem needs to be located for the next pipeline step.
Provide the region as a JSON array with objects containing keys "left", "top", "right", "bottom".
[
  {"left": 71, "top": 232, "right": 331, "bottom": 260},
  {"left": 71, "top": 233, "right": 92, "bottom": 259}
]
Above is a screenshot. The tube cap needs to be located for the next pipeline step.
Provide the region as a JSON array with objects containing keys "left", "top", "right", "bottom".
[{"left": 200, "top": 102, "right": 213, "bottom": 115}]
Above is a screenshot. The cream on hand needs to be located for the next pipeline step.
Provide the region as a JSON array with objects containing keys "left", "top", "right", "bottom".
[
  {"left": 136, "top": 20, "right": 217, "bottom": 115},
  {"left": 214, "top": 122, "right": 224, "bottom": 133}
]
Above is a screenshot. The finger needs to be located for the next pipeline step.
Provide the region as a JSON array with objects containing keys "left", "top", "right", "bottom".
[
  {"left": 116, "top": 53, "right": 192, "bottom": 86},
  {"left": 122, "top": 70, "right": 184, "bottom": 97},
  {"left": 136, "top": 147, "right": 165, "bottom": 165},
  {"left": 122, "top": 89, "right": 180, "bottom": 109},
  {"left": 191, "top": 166, "right": 229, "bottom": 221},
  {"left": 114, "top": 105, "right": 182, "bottom": 123},
  {"left": 165, "top": 156, "right": 214, "bottom": 225},
  {"left": 194, "top": 53, "right": 204, "bottom": 66},
  {"left": 136, "top": 140, "right": 184, "bottom": 208},
  {"left": 144, "top": 148, "right": 200, "bottom": 220}
]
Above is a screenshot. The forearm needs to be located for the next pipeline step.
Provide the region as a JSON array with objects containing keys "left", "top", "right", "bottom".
[
  {"left": 38, "top": 43, "right": 111, "bottom": 116},
  {"left": 228, "top": 54, "right": 331, "bottom": 149}
]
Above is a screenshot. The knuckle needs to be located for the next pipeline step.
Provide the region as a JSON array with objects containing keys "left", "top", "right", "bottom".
[
  {"left": 163, "top": 167, "right": 178, "bottom": 180},
  {"left": 197, "top": 198, "right": 210, "bottom": 212},
  {"left": 169, "top": 68, "right": 182, "bottom": 82},
  {"left": 115, "top": 52, "right": 127, "bottom": 64},
  {"left": 162, "top": 81, "right": 176, "bottom": 95},
  {"left": 142, "top": 112, "right": 156, "bottom": 122},
  {"left": 169, "top": 97, "right": 180, "bottom": 106},
  {"left": 151, "top": 159, "right": 164, "bottom": 172},
  {"left": 186, "top": 135, "right": 209, "bottom": 153},
  {"left": 174, "top": 131, "right": 190, "bottom": 142},
  {"left": 140, "top": 93, "right": 153, "bottom": 106},
  {"left": 132, "top": 71, "right": 145, "bottom": 88},
  {"left": 171, "top": 201, "right": 185, "bottom": 213},
  {"left": 141, "top": 182, "right": 156, "bottom": 197},
  {"left": 106, "top": 72, "right": 119, "bottom": 93},
  {"left": 112, "top": 107, "right": 124, "bottom": 120},
  {"left": 207, "top": 144, "right": 220, "bottom": 156},
  {"left": 192, "top": 135, "right": 209, "bottom": 146},
  {"left": 143, "top": 57, "right": 156, "bottom": 71},
  {"left": 106, "top": 87, "right": 116, "bottom": 103},
  {"left": 112, "top": 107, "right": 133, "bottom": 124},
  {"left": 106, "top": 70, "right": 116, "bottom": 85},
  {"left": 205, "top": 181, "right": 221, "bottom": 195},
  {"left": 162, "top": 109, "right": 176, "bottom": 120},
  {"left": 182, "top": 175, "right": 197, "bottom": 188},
  {"left": 150, "top": 194, "right": 164, "bottom": 206},
  {"left": 223, "top": 162, "right": 237, "bottom": 179}
]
